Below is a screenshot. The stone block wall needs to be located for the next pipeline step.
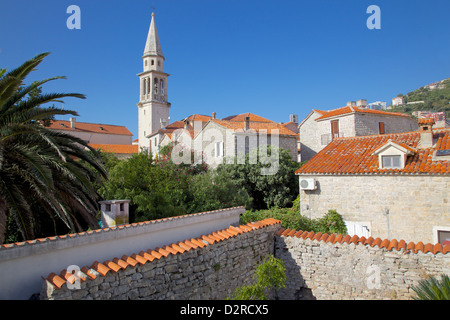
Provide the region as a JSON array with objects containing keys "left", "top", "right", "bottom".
[
  {"left": 40, "top": 219, "right": 281, "bottom": 300},
  {"left": 275, "top": 229, "right": 450, "bottom": 300},
  {"left": 300, "top": 175, "right": 450, "bottom": 244}
]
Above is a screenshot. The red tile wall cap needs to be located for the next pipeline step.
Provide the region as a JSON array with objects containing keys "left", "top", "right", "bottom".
[
  {"left": 44, "top": 218, "right": 281, "bottom": 290},
  {"left": 277, "top": 228, "right": 450, "bottom": 255}
]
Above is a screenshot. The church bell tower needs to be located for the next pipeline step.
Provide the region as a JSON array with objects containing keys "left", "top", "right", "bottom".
[{"left": 137, "top": 12, "right": 170, "bottom": 151}]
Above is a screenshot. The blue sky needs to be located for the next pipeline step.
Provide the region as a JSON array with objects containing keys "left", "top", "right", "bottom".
[{"left": 1, "top": 0, "right": 449, "bottom": 139}]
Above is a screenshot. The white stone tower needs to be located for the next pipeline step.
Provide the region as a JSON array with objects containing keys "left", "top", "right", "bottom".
[{"left": 137, "top": 12, "right": 170, "bottom": 151}]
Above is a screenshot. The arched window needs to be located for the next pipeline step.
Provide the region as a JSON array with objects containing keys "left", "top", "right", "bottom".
[
  {"left": 143, "top": 78, "right": 147, "bottom": 95},
  {"left": 154, "top": 78, "right": 158, "bottom": 94},
  {"left": 147, "top": 78, "right": 151, "bottom": 95},
  {"left": 160, "top": 80, "right": 164, "bottom": 96}
]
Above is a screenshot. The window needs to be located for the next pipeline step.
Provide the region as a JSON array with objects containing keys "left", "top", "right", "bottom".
[
  {"left": 151, "top": 60, "right": 154, "bottom": 65},
  {"left": 331, "top": 120, "right": 339, "bottom": 139},
  {"left": 382, "top": 155, "right": 401, "bottom": 168},
  {"left": 379, "top": 122, "right": 385, "bottom": 134},
  {"left": 105, "top": 204, "right": 111, "bottom": 212},
  {"left": 215, "top": 141, "right": 224, "bottom": 157},
  {"left": 154, "top": 78, "right": 158, "bottom": 94},
  {"left": 145, "top": 60, "right": 148, "bottom": 67},
  {"left": 120, "top": 203, "right": 124, "bottom": 212},
  {"left": 160, "top": 80, "right": 164, "bottom": 95},
  {"left": 438, "top": 230, "right": 450, "bottom": 245}
]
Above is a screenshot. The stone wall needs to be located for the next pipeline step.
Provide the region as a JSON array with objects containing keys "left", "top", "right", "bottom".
[
  {"left": 299, "top": 174, "right": 450, "bottom": 244},
  {"left": 275, "top": 230, "right": 450, "bottom": 300},
  {"left": 0, "top": 207, "right": 244, "bottom": 300},
  {"left": 40, "top": 219, "right": 280, "bottom": 300}
]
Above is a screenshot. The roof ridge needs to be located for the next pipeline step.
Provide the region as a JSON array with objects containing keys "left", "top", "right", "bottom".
[
  {"left": 43, "top": 218, "right": 282, "bottom": 289},
  {"left": 277, "top": 228, "right": 450, "bottom": 255}
]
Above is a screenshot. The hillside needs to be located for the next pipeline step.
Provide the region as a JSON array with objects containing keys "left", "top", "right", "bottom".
[{"left": 388, "top": 78, "right": 450, "bottom": 118}]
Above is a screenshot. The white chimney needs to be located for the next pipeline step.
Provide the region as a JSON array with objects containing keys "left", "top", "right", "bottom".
[
  {"left": 290, "top": 114, "right": 299, "bottom": 124},
  {"left": 99, "top": 200, "right": 130, "bottom": 227},
  {"left": 69, "top": 117, "right": 76, "bottom": 129},
  {"left": 346, "top": 101, "right": 356, "bottom": 107},
  {"left": 244, "top": 116, "right": 250, "bottom": 131},
  {"left": 418, "top": 118, "right": 435, "bottom": 148},
  {"left": 356, "top": 99, "right": 367, "bottom": 107}
]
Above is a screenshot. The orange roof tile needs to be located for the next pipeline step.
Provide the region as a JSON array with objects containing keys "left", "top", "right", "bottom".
[
  {"left": 43, "top": 218, "right": 281, "bottom": 290},
  {"left": 296, "top": 128, "right": 450, "bottom": 175},
  {"left": 89, "top": 143, "right": 139, "bottom": 154},
  {"left": 48, "top": 120, "right": 133, "bottom": 136},
  {"left": 211, "top": 119, "right": 298, "bottom": 137},
  {"left": 315, "top": 106, "right": 411, "bottom": 121},
  {"left": 277, "top": 228, "right": 450, "bottom": 254},
  {"left": 222, "top": 113, "right": 274, "bottom": 123}
]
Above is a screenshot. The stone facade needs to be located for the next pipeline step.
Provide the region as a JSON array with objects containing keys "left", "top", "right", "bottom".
[
  {"left": 40, "top": 222, "right": 280, "bottom": 300},
  {"left": 299, "top": 109, "right": 418, "bottom": 161},
  {"left": 275, "top": 234, "right": 450, "bottom": 300},
  {"left": 299, "top": 175, "right": 450, "bottom": 244}
]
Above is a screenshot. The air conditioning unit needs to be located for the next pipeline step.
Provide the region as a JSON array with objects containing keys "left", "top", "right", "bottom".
[{"left": 300, "top": 178, "right": 317, "bottom": 190}]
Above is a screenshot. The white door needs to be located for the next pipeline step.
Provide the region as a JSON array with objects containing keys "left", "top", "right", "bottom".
[{"left": 345, "top": 221, "right": 371, "bottom": 238}]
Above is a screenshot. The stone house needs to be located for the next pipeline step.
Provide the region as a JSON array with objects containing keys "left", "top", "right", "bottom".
[
  {"left": 296, "top": 118, "right": 450, "bottom": 244},
  {"left": 47, "top": 118, "right": 138, "bottom": 158},
  {"left": 298, "top": 102, "right": 418, "bottom": 161},
  {"left": 148, "top": 112, "right": 298, "bottom": 167}
]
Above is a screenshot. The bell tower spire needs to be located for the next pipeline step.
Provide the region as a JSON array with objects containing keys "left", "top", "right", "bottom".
[{"left": 137, "top": 12, "right": 170, "bottom": 152}]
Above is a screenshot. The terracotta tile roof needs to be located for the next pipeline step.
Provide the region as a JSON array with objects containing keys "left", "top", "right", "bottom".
[
  {"left": 222, "top": 113, "right": 273, "bottom": 123},
  {"left": 276, "top": 228, "right": 450, "bottom": 254},
  {"left": 43, "top": 218, "right": 281, "bottom": 289},
  {"left": 48, "top": 120, "right": 133, "bottom": 136},
  {"left": 89, "top": 144, "right": 139, "bottom": 154},
  {"left": 296, "top": 128, "right": 450, "bottom": 175},
  {"left": 211, "top": 119, "right": 298, "bottom": 137},
  {"left": 315, "top": 106, "right": 411, "bottom": 121}
]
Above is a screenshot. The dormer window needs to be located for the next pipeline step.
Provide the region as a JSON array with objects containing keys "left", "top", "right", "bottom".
[
  {"left": 372, "top": 139, "right": 415, "bottom": 170},
  {"left": 382, "top": 155, "right": 401, "bottom": 169}
]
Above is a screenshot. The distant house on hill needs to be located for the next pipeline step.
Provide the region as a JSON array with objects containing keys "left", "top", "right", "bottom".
[
  {"left": 298, "top": 102, "right": 418, "bottom": 161},
  {"left": 296, "top": 118, "right": 450, "bottom": 244},
  {"left": 47, "top": 118, "right": 138, "bottom": 158}
]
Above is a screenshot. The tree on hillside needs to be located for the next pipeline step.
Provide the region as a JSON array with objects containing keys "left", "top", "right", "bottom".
[{"left": 0, "top": 53, "right": 107, "bottom": 243}]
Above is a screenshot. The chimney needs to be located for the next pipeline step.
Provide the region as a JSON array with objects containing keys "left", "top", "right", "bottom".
[
  {"left": 99, "top": 200, "right": 130, "bottom": 227},
  {"left": 184, "top": 118, "right": 190, "bottom": 129},
  {"left": 244, "top": 116, "right": 250, "bottom": 131},
  {"left": 356, "top": 99, "right": 367, "bottom": 108},
  {"left": 160, "top": 118, "right": 167, "bottom": 130},
  {"left": 418, "top": 118, "right": 435, "bottom": 148},
  {"left": 212, "top": 112, "right": 216, "bottom": 119},
  {"left": 69, "top": 117, "right": 76, "bottom": 129},
  {"left": 346, "top": 101, "right": 356, "bottom": 107},
  {"left": 289, "top": 114, "right": 299, "bottom": 124}
]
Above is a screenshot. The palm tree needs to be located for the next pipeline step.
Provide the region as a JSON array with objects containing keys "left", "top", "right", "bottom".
[
  {"left": 0, "top": 52, "right": 107, "bottom": 243},
  {"left": 412, "top": 274, "right": 450, "bottom": 300}
]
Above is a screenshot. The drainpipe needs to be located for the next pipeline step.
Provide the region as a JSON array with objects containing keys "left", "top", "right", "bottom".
[{"left": 384, "top": 208, "right": 391, "bottom": 239}]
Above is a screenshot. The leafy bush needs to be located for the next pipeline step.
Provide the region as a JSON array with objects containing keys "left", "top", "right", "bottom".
[
  {"left": 228, "top": 255, "right": 287, "bottom": 300},
  {"left": 241, "top": 208, "right": 347, "bottom": 235},
  {"left": 98, "top": 152, "right": 251, "bottom": 222},
  {"left": 216, "top": 146, "right": 299, "bottom": 210}
]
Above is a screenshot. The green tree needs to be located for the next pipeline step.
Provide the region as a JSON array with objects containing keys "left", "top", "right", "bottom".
[
  {"left": 228, "top": 255, "right": 287, "bottom": 300},
  {"left": 0, "top": 53, "right": 107, "bottom": 243},
  {"left": 217, "top": 146, "right": 299, "bottom": 210}
]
